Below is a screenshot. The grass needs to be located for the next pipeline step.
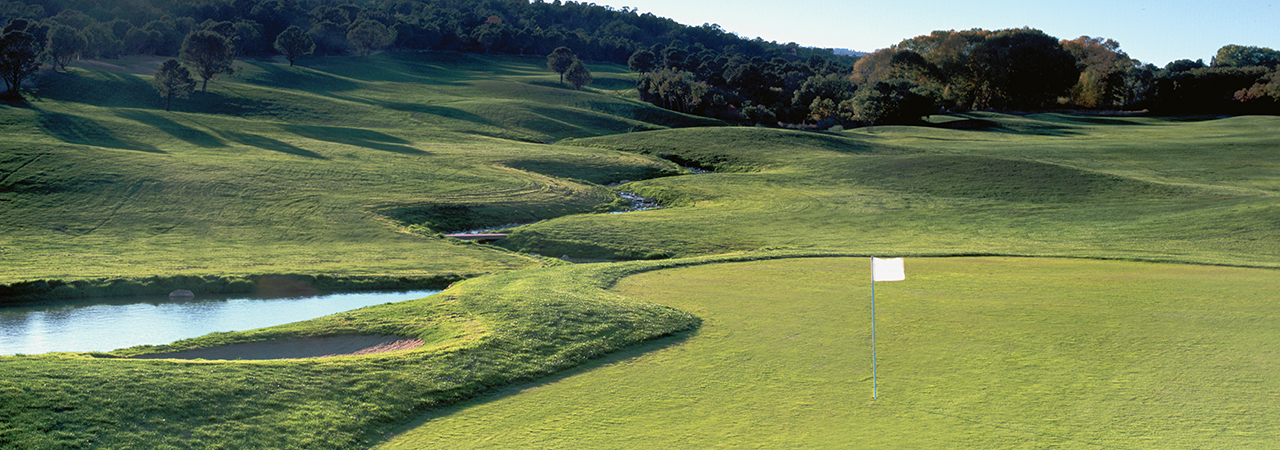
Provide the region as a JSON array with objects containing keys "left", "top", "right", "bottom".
[
  {"left": 378, "top": 257, "right": 1280, "bottom": 449},
  {"left": 2, "top": 51, "right": 1279, "bottom": 449},
  {"left": 0, "top": 256, "right": 704, "bottom": 448},
  {"left": 1, "top": 52, "right": 709, "bottom": 287},
  {"left": 501, "top": 116, "right": 1280, "bottom": 266}
]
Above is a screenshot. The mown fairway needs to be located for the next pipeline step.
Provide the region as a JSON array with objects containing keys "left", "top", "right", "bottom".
[{"left": 380, "top": 257, "right": 1280, "bottom": 449}]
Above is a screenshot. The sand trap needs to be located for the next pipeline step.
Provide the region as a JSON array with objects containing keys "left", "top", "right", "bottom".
[{"left": 133, "top": 335, "right": 424, "bottom": 360}]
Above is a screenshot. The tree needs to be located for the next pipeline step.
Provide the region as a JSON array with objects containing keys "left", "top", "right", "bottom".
[
  {"left": 564, "top": 58, "right": 592, "bottom": 89},
  {"left": 1062, "top": 36, "right": 1136, "bottom": 108},
  {"left": 628, "top": 48, "right": 656, "bottom": 73},
  {"left": 180, "top": 30, "right": 235, "bottom": 92},
  {"left": 844, "top": 80, "right": 938, "bottom": 125},
  {"left": 347, "top": 20, "right": 393, "bottom": 57},
  {"left": 46, "top": 24, "right": 87, "bottom": 72},
  {"left": 273, "top": 26, "right": 314, "bottom": 66},
  {"left": 1212, "top": 44, "right": 1280, "bottom": 69},
  {"left": 0, "top": 30, "right": 42, "bottom": 97},
  {"left": 975, "top": 28, "right": 1080, "bottom": 110},
  {"left": 547, "top": 46, "right": 575, "bottom": 83},
  {"left": 152, "top": 58, "right": 195, "bottom": 111},
  {"left": 637, "top": 68, "right": 707, "bottom": 114}
]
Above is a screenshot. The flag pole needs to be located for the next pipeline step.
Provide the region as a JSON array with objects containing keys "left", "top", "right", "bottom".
[{"left": 870, "top": 257, "right": 878, "bottom": 399}]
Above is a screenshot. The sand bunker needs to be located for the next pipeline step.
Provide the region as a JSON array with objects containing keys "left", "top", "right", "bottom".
[{"left": 133, "top": 335, "right": 424, "bottom": 360}]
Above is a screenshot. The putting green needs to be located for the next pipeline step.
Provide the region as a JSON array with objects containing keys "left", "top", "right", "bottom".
[{"left": 379, "top": 257, "right": 1280, "bottom": 449}]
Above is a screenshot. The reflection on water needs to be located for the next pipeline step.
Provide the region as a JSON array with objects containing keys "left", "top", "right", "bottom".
[{"left": 0, "top": 290, "right": 439, "bottom": 355}]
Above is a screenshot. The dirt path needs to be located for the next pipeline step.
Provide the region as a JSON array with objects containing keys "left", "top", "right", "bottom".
[{"left": 132, "top": 335, "right": 424, "bottom": 360}]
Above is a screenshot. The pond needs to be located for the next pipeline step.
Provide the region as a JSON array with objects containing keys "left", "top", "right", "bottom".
[{"left": 0, "top": 290, "right": 440, "bottom": 355}]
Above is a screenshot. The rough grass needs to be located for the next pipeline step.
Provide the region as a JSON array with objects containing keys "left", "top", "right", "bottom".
[
  {"left": 503, "top": 115, "right": 1280, "bottom": 267},
  {"left": 0, "top": 257, "right": 704, "bottom": 449},
  {"left": 378, "top": 257, "right": 1280, "bottom": 449},
  {"left": 1, "top": 52, "right": 706, "bottom": 286}
]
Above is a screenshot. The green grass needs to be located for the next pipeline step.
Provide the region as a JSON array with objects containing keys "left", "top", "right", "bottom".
[
  {"left": 378, "top": 257, "right": 1280, "bottom": 449},
  {"left": 3, "top": 51, "right": 1280, "bottom": 449},
  {"left": 1, "top": 52, "right": 708, "bottom": 286},
  {"left": 0, "top": 257, "right": 703, "bottom": 448},
  {"left": 502, "top": 116, "right": 1280, "bottom": 266}
]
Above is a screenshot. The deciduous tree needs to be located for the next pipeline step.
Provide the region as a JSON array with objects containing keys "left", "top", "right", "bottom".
[
  {"left": 273, "top": 25, "right": 314, "bottom": 66},
  {"left": 564, "top": 58, "right": 592, "bottom": 89},
  {"left": 152, "top": 58, "right": 195, "bottom": 111},
  {"left": 46, "top": 24, "right": 87, "bottom": 71},
  {"left": 180, "top": 30, "right": 235, "bottom": 92},
  {"left": 347, "top": 20, "right": 393, "bottom": 57},
  {"left": 547, "top": 46, "right": 575, "bottom": 83},
  {"left": 1062, "top": 36, "right": 1136, "bottom": 108},
  {"left": 0, "top": 30, "right": 41, "bottom": 97},
  {"left": 628, "top": 48, "right": 656, "bottom": 73},
  {"left": 1212, "top": 44, "right": 1280, "bottom": 69}
]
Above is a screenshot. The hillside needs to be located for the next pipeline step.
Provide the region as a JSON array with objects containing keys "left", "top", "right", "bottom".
[
  {"left": 0, "top": 52, "right": 716, "bottom": 286},
  {"left": 505, "top": 115, "right": 1280, "bottom": 267},
  {"left": 0, "top": 52, "right": 1278, "bottom": 449}
]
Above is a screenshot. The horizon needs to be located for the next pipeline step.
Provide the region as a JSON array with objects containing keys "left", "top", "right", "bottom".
[{"left": 600, "top": 0, "right": 1279, "bottom": 67}]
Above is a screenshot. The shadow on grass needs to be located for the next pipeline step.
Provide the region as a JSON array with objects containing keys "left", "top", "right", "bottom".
[
  {"left": 927, "top": 116, "right": 1084, "bottom": 137},
  {"left": 240, "top": 61, "right": 363, "bottom": 93},
  {"left": 279, "top": 124, "right": 426, "bottom": 155},
  {"left": 526, "top": 79, "right": 574, "bottom": 90},
  {"left": 113, "top": 109, "right": 225, "bottom": 148},
  {"left": 377, "top": 330, "right": 696, "bottom": 443},
  {"left": 216, "top": 130, "right": 327, "bottom": 159},
  {"left": 587, "top": 77, "right": 638, "bottom": 91},
  {"left": 36, "top": 111, "right": 164, "bottom": 153}
]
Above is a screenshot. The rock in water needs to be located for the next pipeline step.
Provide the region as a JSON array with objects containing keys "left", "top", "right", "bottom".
[{"left": 169, "top": 289, "right": 195, "bottom": 298}]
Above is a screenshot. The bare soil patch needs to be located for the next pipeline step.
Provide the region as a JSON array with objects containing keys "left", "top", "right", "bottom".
[{"left": 133, "top": 335, "right": 424, "bottom": 360}]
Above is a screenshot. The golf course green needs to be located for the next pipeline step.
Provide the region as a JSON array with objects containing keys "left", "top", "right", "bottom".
[
  {"left": 1, "top": 51, "right": 1276, "bottom": 448},
  {"left": 379, "top": 257, "right": 1280, "bottom": 449}
]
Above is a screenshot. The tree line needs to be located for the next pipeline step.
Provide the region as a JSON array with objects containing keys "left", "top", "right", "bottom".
[
  {"left": 2, "top": 0, "right": 1277, "bottom": 125},
  {"left": 628, "top": 28, "right": 1280, "bottom": 127}
]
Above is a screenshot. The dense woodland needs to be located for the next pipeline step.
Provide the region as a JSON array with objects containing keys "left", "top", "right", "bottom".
[{"left": 2, "top": 0, "right": 1279, "bottom": 125}]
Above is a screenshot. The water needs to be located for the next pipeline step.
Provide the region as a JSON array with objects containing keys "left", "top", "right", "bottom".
[{"left": 0, "top": 290, "right": 440, "bottom": 355}]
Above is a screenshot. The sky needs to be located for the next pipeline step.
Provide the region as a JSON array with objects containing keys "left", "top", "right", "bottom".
[{"left": 595, "top": 0, "right": 1279, "bottom": 67}]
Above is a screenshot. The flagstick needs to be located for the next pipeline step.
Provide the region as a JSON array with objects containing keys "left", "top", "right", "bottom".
[{"left": 870, "top": 258, "right": 878, "bottom": 399}]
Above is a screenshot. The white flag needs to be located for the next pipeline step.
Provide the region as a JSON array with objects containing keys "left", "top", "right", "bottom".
[{"left": 872, "top": 257, "right": 905, "bottom": 282}]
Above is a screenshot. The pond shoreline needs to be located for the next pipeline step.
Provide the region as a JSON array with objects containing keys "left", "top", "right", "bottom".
[{"left": 0, "top": 273, "right": 466, "bottom": 308}]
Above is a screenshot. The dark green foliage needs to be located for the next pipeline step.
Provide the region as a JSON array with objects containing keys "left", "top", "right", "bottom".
[
  {"left": 547, "top": 46, "right": 575, "bottom": 83},
  {"left": 978, "top": 28, "right": 1080, "bottom": 110},
  {"left": 347, "top": 19, "right": 393, "bottom": 57},
  {"left": 45, "top": 24, "right": 87, "bottom": 71},
  {"left": 180, "top": 30, "right": 235, "bottom": 92},
  {"left": 273, "top": 25, "right": 314, "bottom": 66},
  {"left": 846, "top": 80, "right": 938, "bottom": 125},
  {"left": 564, "top": 58, "right": 592, "bottom": 90},
  {"left": 0, "top": 30, "right": 40, "bottom": 95},
  {"left": 151, "top": 58, "right": 196, "bottom": 111},
  {"left": 628, "top": 48, "right": 656, "bottom": 73}
]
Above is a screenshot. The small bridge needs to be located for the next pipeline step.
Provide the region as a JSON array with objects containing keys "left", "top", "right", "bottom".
[{"left": 444, "top": 233, "right": 508, "bottom": 243}]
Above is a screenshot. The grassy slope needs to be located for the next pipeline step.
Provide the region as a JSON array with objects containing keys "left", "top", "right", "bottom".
[
  {"left": 0, "top": 258, "right": 701, "bottom": 448},
  {"left": 3, "top": 51, "right": 1279, "bottom": 450},
  {"left": 379, "top": 257, "right": 1280, "bottom": 449},
  {"left": 0, "top": 52, "right": 712, "bottom": 284},
  {"left": 504, "top": 115, "right": 1280, "bottom": 267}
]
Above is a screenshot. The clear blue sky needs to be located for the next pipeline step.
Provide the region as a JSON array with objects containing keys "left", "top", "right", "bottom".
[{"left": 597, "top": 0, "right": 1279, "bottom": 67}]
